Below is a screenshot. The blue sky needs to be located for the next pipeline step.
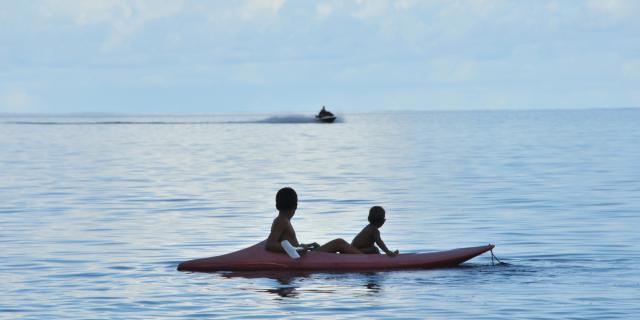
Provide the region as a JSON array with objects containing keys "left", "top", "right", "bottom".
[{"left": 1, "top": 0, "right": 639, "bottom": 113}]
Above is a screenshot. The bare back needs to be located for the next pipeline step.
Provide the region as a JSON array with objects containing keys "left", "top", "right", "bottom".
[
  {"left": 266, "top": 214, "right": 299, "bottom": 252},
  {"left": 351, "top": 224, "right": 378, "bottom": 249}
]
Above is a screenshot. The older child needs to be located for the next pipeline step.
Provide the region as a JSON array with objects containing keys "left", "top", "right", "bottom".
[{"left": 265, "top": 187, "right": 361, "bottom": 254}]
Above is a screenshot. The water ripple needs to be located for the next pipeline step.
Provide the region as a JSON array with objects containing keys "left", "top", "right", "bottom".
[{"left": 1, "top": 110, "right": 639, "bottom": 319}]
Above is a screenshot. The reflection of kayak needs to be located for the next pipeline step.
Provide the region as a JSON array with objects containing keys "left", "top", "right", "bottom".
[
  {"left": 315, "top": 114, "right": 336, "bottom": 123},
  {"left": 177, "top": 241, "right": 494, "bottom": 272}
]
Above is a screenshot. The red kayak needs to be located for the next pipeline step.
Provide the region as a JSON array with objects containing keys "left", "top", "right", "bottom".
[{"left": 177, "top": 241, "right": 495, "bottom": 272}]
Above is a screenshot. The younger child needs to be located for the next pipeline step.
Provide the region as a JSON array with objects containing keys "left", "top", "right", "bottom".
[{"left": 351, "top": 206, "right": 399, "bottom": 257}]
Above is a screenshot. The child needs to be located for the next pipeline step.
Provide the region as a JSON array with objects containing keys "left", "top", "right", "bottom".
[
  {"left": 265, "top": 187, "right": 361, "bottom": 254},
  {"left": 351, "top": 206, "right": 399, "bottom": 257}
]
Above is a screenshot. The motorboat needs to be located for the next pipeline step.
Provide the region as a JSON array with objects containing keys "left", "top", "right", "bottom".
[{"left": 316, "top": 106, "right": 336, "bottom": 123}]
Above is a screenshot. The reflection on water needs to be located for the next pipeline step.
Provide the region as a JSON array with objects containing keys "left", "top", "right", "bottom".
[
  {"left": 222, "top": 271, "right": 385, "bottom": 299},
  {"left": 363, "top": 272, "right": 383, "bottom": 294},
  {"left": 224, "top": 271, "right": 305, "bottom": 298},
  {"left": 267, "top": 286, "right": 298, "bottom": 298}
]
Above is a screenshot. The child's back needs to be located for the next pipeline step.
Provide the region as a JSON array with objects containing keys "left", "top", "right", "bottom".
[
  {"left": 351, "top": 224, "right": 379, "bottom": 253},
  {"left": 351, "top": 206, "right": 398, "bottom": 257}
]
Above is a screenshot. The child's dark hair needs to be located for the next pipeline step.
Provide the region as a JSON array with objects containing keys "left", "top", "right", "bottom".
[
  {"left": 368, "top": 206, "right": 385, "bottom": 224},
  {"left": 276, "top": 187, "right": 298, "bottom": 211}
]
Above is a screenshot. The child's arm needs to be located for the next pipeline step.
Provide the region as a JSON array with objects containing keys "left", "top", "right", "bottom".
[
  {"left": 374, "top": 229, "right": 398, "bottom": 257},
  {"left": 300, "top": 242, "right": 320, "bottom": 250}
]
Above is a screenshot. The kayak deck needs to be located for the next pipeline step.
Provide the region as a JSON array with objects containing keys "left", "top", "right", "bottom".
[{"left": 177, "top": 241, "right": 495, "bottom": 272}]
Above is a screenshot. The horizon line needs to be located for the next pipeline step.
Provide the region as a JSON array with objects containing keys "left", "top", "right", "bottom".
[{"left": 1, "top": 106, "right": 638, "bottom": 117}]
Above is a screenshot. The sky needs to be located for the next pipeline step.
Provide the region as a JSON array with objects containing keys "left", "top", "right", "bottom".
[{"left": 0, "top": 0, "right": 639, "bottom": 113}]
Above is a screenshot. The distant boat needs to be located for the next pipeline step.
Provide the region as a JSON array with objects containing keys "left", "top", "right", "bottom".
[{"left": 315, "top": 106, "right": 336, "bottom": 123}]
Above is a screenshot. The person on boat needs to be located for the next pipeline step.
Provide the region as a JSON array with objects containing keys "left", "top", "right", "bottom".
[
  {"left": 318, "top": 106, "right": 333, "bottom": 117},
  {"left": 266, "top": 187, "right": 362, "bottom": 254},
  {"left": 351, "top": 206, "right": 399, "bottom": 257}
]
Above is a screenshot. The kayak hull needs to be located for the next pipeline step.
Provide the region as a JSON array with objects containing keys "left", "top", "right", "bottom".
[{"left": 177, "top": 241, "right": 495, "bottom": 272}]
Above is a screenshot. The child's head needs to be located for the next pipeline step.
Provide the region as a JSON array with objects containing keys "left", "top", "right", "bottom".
[
  {"left": 276, "top": 187, "right": 298, "bottom": 211},
  {"left": 368, "top": 206, "right": 386, "bottom": 226}
]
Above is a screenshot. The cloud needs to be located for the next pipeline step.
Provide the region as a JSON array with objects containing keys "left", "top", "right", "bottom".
[
  {"left": 39, "top": 0, "right": 126, "bottom": 26},
  {"left": 2, "top": 1, "right": 639, "bottom": 112},
  {"left": 208, "top": 0, "right": 286, "bottom": 27},
  {"left": 1, "top": 87, "right": 38, "bottom": 113},
  {"left": 316, "top": 3, "right": 333, "bottom": 20},
  {"left": 238, "top": 0, "right": 286, "bottom": 21},
  {"left": 393, "top": 0, "right": 421, "bottom": 10},
  {"left": 587, "top": 0, "right": 633, "bottom": 19},
  {"left": 38, "top": 0, "right": 184, "bottom": 50},
  {"left": 352, "top": 0, "right": 390, "bottom": 19},
  {"left": 39, "top": 0, "right": 184, "bottom": 26}
]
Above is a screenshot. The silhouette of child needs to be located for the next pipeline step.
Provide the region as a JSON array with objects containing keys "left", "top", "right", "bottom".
[
  {"left": 351, "top": 206, "right": 399, "bottom": 257},
  {"left": 266, "top": 187, "right": 361, "bottom": 254}
]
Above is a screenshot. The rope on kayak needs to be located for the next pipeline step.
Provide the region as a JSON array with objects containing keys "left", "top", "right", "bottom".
[{"left": 490, "top": 248, "right": 508, "bottom": 266}]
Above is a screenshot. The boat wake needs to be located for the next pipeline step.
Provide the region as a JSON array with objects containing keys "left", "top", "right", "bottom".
[
  {"left": 3, "top": 114, "right": 343, "bottom": 125},
  {"left": 258, "top": 115, "right": 340, "bottom": 123}
]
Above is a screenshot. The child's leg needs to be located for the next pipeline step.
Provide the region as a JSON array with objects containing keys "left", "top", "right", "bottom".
[
  {"left": 316, "top": 238, "right": 362, "bottom": 254},
  {"left": 359, "top": 246, "right": 380, "bottom": 254}
]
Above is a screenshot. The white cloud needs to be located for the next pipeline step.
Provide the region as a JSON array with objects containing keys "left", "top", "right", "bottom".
[
  {"left": 39, "top": 0, "right": 184, "bottom": 49},
  {"left": 39, "top": 1, "right": 136, "bottom": 27},
  {"left": 237, "top": 0, "right": 286, "bottom": 21},
  {"left": 587, "top": 0, "right": 633, "bottom": 20},
  {"left": 316, "top": 3, "right": 333, "bottom": 19},
  {"left": 1, "top": 88, "right": 38, "bottom": 113},
  {"left": 2, "top": 1, "right": 639, "bottom": 112},
  {"left": 352, "top": 0, "right": 389, "bottom": 19},
  {"left": 393, "top": 0, "right": 420, "bottom": 10},
  {"left": 39, "top": 0, "right": 184, "bottom": 26}
]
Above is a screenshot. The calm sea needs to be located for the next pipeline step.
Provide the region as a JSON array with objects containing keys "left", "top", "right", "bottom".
[{"left": 1, "top": 110, "right": 639, "bottom": 319}]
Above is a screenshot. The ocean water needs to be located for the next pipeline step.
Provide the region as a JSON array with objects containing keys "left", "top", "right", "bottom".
[{"left": 1, "top": 109, "right": 639, "bottom": 319}]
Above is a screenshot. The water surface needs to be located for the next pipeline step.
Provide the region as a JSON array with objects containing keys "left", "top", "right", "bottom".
[{"left": 1, "top": 110, "right": 639, "bottom": 319}]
